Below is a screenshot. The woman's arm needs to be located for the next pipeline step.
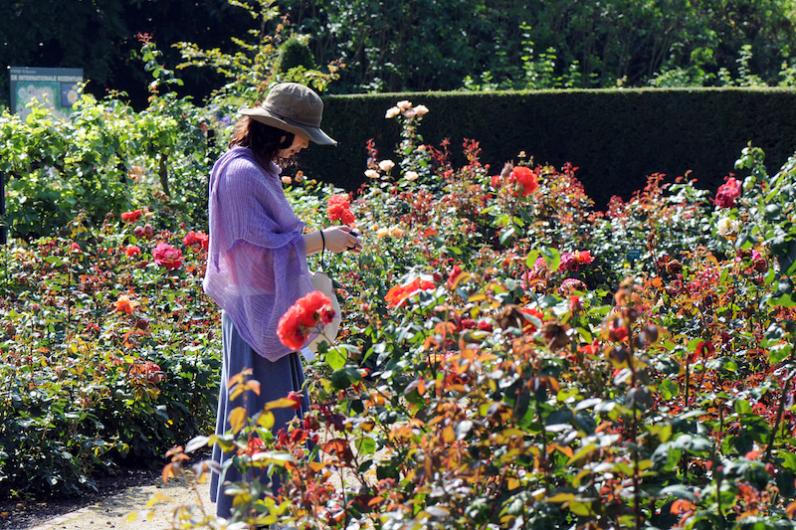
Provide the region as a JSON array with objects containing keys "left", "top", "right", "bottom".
[
  {"left": 303, "top": 227, "right": 362, "bottom": 256},
  {"left": 303, "top": 229, "right": 324, "bottom": 256}
]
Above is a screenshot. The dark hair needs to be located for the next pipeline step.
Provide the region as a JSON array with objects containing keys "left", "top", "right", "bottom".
[{"left": 228, "top": 116, "right": 295, "bottom": 168}]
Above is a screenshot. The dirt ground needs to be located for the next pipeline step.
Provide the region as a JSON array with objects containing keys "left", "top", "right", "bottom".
[{"left": 2, "top": 473, "right": 212, "bottom": 530}]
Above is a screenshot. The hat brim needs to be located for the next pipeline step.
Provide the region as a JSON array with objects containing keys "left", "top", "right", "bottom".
[{"left": 239, "top": 107, "right": 337, "bottom": 146}]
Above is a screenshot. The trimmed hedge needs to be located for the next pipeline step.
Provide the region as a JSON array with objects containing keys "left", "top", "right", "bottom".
[{"left": 301, "top": 88, "right": 796, "bottom": 206}]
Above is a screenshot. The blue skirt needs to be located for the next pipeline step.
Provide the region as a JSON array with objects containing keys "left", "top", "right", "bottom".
[{"left": 209, "top": 310, "right": 310, "bottom": 519}]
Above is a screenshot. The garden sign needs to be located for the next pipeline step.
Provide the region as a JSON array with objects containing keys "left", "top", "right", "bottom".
[{"left": 9, "top": 66, "right": 83, "bottom": 120}]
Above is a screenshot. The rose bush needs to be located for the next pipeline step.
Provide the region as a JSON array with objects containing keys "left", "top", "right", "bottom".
[
  {"left": 147, "top": 102, "right": 796, "bottom": 530},
  {"left": 0, "top": 212, "right": 220, "bottom": 498}
]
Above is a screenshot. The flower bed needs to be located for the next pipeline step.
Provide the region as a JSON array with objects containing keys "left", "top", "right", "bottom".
[
  {"left": 0, "top": 213, "right": 220, "bottom": 498},
  {"left": 158, "top": 102, "right": 796, "bottom": 529}
]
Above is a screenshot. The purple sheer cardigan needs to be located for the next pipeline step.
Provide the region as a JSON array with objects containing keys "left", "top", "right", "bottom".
[{"left": 202, "top": 146, "right": 318, "bottom": 361}]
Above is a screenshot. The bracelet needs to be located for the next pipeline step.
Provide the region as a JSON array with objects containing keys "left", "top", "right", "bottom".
[{"left": 319, "top": 229, "right": 326, "bottom": 254}]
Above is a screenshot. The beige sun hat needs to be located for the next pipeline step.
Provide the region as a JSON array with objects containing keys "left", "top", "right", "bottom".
[{"left": 239, "top": 82, "right": 337, "bottom": 146}]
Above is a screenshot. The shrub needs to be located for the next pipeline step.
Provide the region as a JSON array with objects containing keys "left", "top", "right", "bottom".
[
  {"left": 0, "top": 213, "right": 220, "bottom": 498},
  {"left": 301, "top": 88, "right": 796, "bottom": 208},
  {"left": 155, "top": 101, "right": 796, "bottom": 529},
  {"left": 279, "top": 37, "right": 318, "bottom": 73}
]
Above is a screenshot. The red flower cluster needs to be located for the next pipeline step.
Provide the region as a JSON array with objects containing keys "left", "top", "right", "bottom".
[
  {"left": 121, "top": 209, "right": 143, "bottom": 223},
  {"left": 114, "top": 294, "right": 138, "bottom": 315},
  {"left": 446, "top": 265, "right": 463, "bottom": 290},
  {"left": 751, "top": 250, "right": 767, "bottom": 273},
  {"left": 559, "top": 250, "right": 594, "bottom": 272},
  {"left": 385, "top": 278, "right": 435, "bottom": 308},
  {"left": 327, "top": 194, "right": 356, "bottom": 225},
  {"left": 243, "top": 436, "right": 266, "bottom": 456},
  {"left": 129, "top": 360, "right": 165, "bottom": 384},
  {"left": 153, "top": 242, "right": 183, "bottom": 270},
  {"left": 714, "top": 177, "right": 741, "bottom": 208},
  {"left": 508, "top": 166, "right": 539, "bottom": 197},
  {"left": 183, "top": 230, "right": 209, "bottom": 250},
  {"left": 124, "top": 245, "right": 141, "bottom": 257},
  {"left": 277, "top": 291, "right": 336, "bottom": 351}
]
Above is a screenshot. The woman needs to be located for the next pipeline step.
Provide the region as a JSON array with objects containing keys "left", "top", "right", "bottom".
[{"left": 202, "top": 82, "right": 360, "bottom": 520}]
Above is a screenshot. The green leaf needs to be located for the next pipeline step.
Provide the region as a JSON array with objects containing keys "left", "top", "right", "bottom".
[
  {"left": 525, "top": 250, "right": 540, "bottom": 269},
  {"left": 325, "top": 346, "right": 347, "bottom": 371},
  {"left": 355, "top": 436, "right": 376, "bottom": 455},
  {"left": 541, "top": 247, "right": 561, "bottom": 272},
  {"left": 499, "top": 227, "right": 516, "bottom": 245}
]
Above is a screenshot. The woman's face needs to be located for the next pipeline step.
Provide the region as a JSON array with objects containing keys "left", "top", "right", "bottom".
[{"left": 277, "top": 132, "right": 310, "bottom": 159}]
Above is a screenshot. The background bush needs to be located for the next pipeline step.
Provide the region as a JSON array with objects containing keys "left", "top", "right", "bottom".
[
  {"left": 5, "top": 0, "right": 796, "bottom": 109},
  {"left": 301, "top": 87, "right": 796, "bottom": 207}
]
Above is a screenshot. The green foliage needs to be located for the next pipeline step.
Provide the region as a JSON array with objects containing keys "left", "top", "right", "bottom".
[
  {"left": 284, "top": 0, "right": 796, "bottom": 92},
  {"left": 278, "top": 36, "right": 317, "bottom": 73},
  {"left": 4, "top": 0, "right": 796, "bottom": 108},
  {"left": 172, "top": 0, "right": 339, "bottom": 104},
  {"left": 0, "top": 8, "right": 337, "bottom": 241},
  {"left": 0, "top": 87, "right": 217, "bottom": 240}
]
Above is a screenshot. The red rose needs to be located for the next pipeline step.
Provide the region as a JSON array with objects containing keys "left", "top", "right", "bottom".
[
  {"left": 507, "top": 166, "right": 539, "bottom": 197},
  {"left": 152, "top": 242, "right": 183, "bottom": 270},
  {"left": 121, "top": 209, "right": 143, "bottom": 223},
  {"left": 124, "top": 245, "right": 141, "bottom": 257},
  {"left": 446, "top": 265, "right": 463, "bottom": 290},
  {"left": 384, "top": 277, "right": 435, "bottom": 308},
  {"left": 183, "top": 230, "right": 209, "bottom": 250},
  {"left": 277, "top": 290, "right": 336, "bottom": 350},
  {"left": 714, "top": 177, "right": 741, "bottom": 208},
  {"left": 327, "top": 194, "right": 356, "bottom": 225}
]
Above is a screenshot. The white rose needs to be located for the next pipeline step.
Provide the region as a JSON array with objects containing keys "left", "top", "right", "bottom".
[
  {"left": 379, "top": 159, "right": 395, "bottom": 172},
  {"left": 717, "top": 216, "right": 740, "bottom": 237},
  {"left": 365, "top": 169, "right": 380, "bottom": 179},
  {"left": 281, "top": 176, "right": 292, "bottom": 185},
  {"left": 402, "top": 109, "right": 416, "bottom": 119},
  {"left": 385, "top": 106, "right": 401, "bottom": 119},
  {"left": 414, "top": 104, "right": 429, "bottom": 116},
  {"left": 404, "top": 171, "right": 419, "bottom": 181},
  {"left": 397, "top": 100, "right": 412, "bottom": 111}
]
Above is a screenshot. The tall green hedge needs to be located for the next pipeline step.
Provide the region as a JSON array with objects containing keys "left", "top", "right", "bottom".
[{"left": 300, "top": 88, "right": 796, "bottom": 206}]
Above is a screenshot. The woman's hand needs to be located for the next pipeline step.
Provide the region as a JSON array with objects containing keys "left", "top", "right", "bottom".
[{"left": 322, "top": 226, "right": 362, "bottom": 253}]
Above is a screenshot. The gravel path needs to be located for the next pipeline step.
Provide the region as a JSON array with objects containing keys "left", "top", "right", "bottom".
[{"left": 25, "top": 478, "right": 211, "bottom": 530}]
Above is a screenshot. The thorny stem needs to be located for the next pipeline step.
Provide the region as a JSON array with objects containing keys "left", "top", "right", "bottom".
[
  {"left": 535, "top": 392, "right": 547, "bottom": 477},
  {"left": 764, "top": 369, "right": 795, "bottom": 463},
  {"left": 715, "top": 394, "right": 725, "bottom": 529},
  {"left": 683, "top": 361, "right": 690, "bottom": 408},
  {"left": 627, "top": 321, "right": 641, "bottom": 530}
]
